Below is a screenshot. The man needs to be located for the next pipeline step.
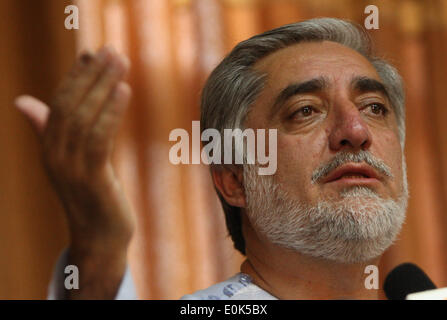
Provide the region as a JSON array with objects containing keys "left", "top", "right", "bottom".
[{"left": 15, "top": 17, "right": 408, "bottom": 300}]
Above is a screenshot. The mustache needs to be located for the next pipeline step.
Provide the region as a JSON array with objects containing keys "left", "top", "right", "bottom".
[{"left": 311, "top": 150, "right": 393, "bottom": 184}]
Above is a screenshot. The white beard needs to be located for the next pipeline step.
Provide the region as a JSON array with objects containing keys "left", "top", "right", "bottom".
[{"left": 243, "top": 158, "right": 409, "bottom": 264}]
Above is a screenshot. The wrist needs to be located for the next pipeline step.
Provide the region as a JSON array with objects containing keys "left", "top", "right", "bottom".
[{"left": 65, "top": 242, "right": 129, "bottom": 300}]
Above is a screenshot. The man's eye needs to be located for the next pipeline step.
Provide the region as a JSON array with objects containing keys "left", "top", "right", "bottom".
[
  {"left": 291, "top": 105, "right": 316, "bottom": 118},
  {"left": 368, "top": 103, "right": 388, "bottom": 116}
]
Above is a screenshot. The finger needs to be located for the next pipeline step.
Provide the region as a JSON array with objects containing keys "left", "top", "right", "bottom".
[
  {"left": 85, "top": 82, "right": 131, "bottom": 167},
  {"left": 14, "top": 95, "right": 50, "bottom": 135},
  {"left": 50, "top": 46, "right": 113, "bottom": 120},
  {"left": 45, "top": 46, "right": 117, "bottom": 154},
  {"left": 72, "top": 51, "right": 129, "bottom": 131},
  {"left": 95, "top": 81, "right": 131, "bottom": 140}
]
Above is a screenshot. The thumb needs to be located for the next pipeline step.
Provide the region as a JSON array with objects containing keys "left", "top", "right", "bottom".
[{"left": 14, "top": 95, "right": 50, "bottom": 135}]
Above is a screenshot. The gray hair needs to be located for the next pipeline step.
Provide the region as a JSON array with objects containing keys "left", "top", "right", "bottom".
[{"left": 200, "top": 18, "right": 406, "bottom": 255}]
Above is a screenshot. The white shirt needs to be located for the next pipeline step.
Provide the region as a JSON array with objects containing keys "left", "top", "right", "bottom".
[{"left": 47, "top": 249, "right": 277, "bottom": 300}]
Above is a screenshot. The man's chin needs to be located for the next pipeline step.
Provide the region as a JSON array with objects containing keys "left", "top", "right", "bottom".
[{"left": 244, "top": 165, "right": 408, "bottom": 265}]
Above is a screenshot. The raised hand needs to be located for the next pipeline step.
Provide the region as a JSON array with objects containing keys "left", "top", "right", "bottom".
[{"left": 15, "top": 46, "right": 135, "bottom": 299}]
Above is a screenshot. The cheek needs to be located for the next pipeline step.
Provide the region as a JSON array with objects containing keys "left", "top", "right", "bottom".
[
  {"left": 274, "top": 134, "right": 325, "bottom": 191},
  {"left": 381, "top": 131, "right": 402, "bottom": 167},
  {"left": 373, "top": 130, "right": 404, "bottom": 193}
]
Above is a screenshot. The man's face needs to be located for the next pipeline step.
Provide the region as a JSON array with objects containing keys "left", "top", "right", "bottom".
[
  {"left": 246, "top": 40, "right": 404, "bottom": 207},
  {"left": 242, "top": 41, "right": 408, "bottom": 263}
]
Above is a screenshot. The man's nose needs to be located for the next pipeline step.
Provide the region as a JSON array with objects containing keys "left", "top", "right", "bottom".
[{"left": 328, "top": 103, "right": 372, "bottom": 151}]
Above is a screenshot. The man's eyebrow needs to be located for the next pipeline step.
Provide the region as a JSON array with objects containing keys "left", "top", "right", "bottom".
[
  {"left": 271, "top": 77, "right": 328, "bottom": 116},
  {"left": 351, "top": 76, "right": 390, "bottom": 99}
]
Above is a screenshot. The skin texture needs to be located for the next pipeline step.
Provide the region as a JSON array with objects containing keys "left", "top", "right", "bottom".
[
  {"left": 213, "top": 41, "right": 405, "bottom": 299},
  {"left": 15, "top": 46, "right": 135, "bottom": 299}
]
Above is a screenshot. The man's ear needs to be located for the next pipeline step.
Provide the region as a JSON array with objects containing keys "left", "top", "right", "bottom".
[{"left": 212, "top": 165, "right": 246, "bottom": 208}]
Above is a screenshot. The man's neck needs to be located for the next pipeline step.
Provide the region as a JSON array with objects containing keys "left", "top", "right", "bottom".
[{"left": 240, "top": 218, "right": 385, "bottom": 300}]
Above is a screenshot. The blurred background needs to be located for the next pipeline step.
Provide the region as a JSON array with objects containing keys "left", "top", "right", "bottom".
[{"left": 1, "top": 0, "right": 447, "bottom": 299}]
